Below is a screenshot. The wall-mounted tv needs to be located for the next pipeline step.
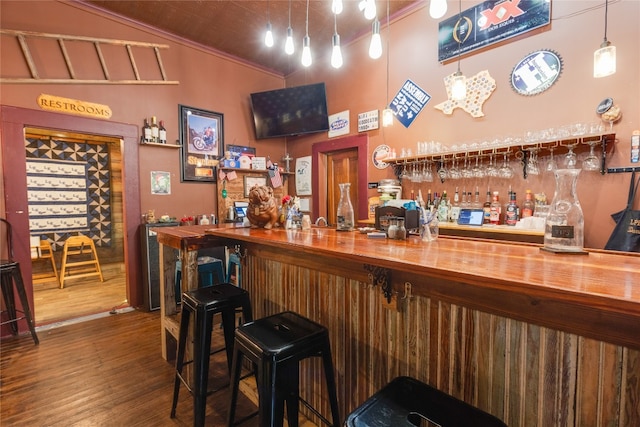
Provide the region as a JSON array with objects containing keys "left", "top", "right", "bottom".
[{"left": 250, "top": 82, "right": 329, "bottom": 140}]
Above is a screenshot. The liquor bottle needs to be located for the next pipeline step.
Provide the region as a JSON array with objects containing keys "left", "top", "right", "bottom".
[
  {"left": 158, "top": 120, "right": 167, "bottom": 144},
  {"left": 460, "top": 187, "right": 469, "bottom": 209},
  {"left": 437, "top": 191, "right": 449, "bottom": 222},
  {"left": 483, "top": 188, "right": 492, "bottom": 224},
  {"left": 426, "top": 189, "right": 433, "bottom": 210},
  {"left": 522, "top": 189, "right": 535, "bottom": 218},
  {"left": 142, "top": 118, "right": 152, "bottom": 143},
  {"left": 503, "top": 186, "right": 512, "bottom": 225},
  {"left": 450, "top": 187, "right": 461, "bottom": 222},
  {"left": 150, "top": 116, "right": 159, "bottom": 143},
  {"left": 505, "top": 192, "right": 519, "bottom": 226},
  {"left": 489, "top": 191, "right": 501, "bottom": 225},
  {"left": 472, "top": 187, "right": 482, "bottom": 209}
]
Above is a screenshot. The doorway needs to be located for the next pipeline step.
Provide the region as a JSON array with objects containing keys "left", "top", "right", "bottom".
[
  {"left": 25, "top": 127, "right": 127, "bottom": 325},
  {"left": 312, "top": 134, "right": 369, "bottom": 224},
  {"left": 0, "top": 106, "right": 141, "bottom": 336}
]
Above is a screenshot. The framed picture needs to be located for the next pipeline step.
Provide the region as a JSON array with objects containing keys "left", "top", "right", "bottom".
[
  {"left": 179, "top": 104, "right": 224, "bottom": 182},
  {"left": 244, "top": 176, "right": 267, "bottom": 197}
]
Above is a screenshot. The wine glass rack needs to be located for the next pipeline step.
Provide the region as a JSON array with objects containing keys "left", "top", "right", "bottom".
[{"left": 389, "top": 133, "right": 616, "bottom": 182}]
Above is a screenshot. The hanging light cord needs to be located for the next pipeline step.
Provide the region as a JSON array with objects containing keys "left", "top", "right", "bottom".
[
  {"left": 603, "top": 0, "right": 608, "bottom": 42},
  {"left": 456, "top": 0, "right": 462, "bottom": 73},
  {"left": 288, "top": 0, "right": 292, "bottom": 28},
  {"left": 305, "top": 0, "right": 310, "bottom": 36},
  {"left": 385, "top": 0, "right": 390, "bottom": 106}
]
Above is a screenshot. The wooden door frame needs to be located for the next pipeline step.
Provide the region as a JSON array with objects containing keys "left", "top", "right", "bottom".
[
  {"left": 311, "top": 134, "right": 368, "bottom": 222},
  {"left": 0, "top": 105, "right": 141, "bottom": 335}
]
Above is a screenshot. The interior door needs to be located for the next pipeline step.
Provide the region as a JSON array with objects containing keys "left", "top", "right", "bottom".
[{"left": 326, "top": 148, "right": 359, "bottom": 226}]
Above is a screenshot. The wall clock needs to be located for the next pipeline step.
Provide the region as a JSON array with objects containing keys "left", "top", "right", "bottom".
[{"left": 510, "top": 49, "right": 563, "bottom": 96}]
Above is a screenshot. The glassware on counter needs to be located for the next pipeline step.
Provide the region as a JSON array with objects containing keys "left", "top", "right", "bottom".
[
  {"left": 336, "top": 182, "right": 355, "bottom": 231},
  {"left": 543, "top": 168, "right": 584, "bottom": 252}
]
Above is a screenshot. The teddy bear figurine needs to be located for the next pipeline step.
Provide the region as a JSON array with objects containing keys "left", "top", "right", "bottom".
[{"left": 246, "top": 185, "right": 279, "bottom": 229}]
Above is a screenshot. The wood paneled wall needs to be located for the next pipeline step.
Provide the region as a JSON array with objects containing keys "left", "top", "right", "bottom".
[{"left": 241, "top": 253, "right": 640, "bottom": 426}]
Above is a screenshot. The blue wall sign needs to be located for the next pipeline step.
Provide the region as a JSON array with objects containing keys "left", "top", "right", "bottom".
[
  {"left": 389, "top": 79, "right": 431, "bottom": 128},
  {"left": 438, "top": 0, "right": 551, "bottom": 62}
]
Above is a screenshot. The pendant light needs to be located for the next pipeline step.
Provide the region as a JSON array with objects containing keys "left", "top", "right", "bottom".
[
  {"left": 451, "top": 0, "right": 467, "bottom": 101},
  {"left": 369, "top": 19, "right": 382, "bottom": 59},
  {"left": 382, "top": 0, "right": 393, "bottom": 126},
  {"left": 285, "top": 0, "right": 294, "bottom": 55},
  {"left": 331, "top": 12, "right": 343, "bottom": 68},
  {"left": 264, "top": 0, "right": 274, "bottom": 47},
  {"left": 359, "top": 0, "right": 377, "bottom": 20},
  {"left": 429, "top": 0, "right": 448, "bottom": 19},
  {"left": 301, "top": 0, "right": 312, "bottom": 67},
  {"left": 331, "top": 0, "right": 343, "bottom": 15},
  {"left": 593, "top": 0, "right": 616, "bottom": 78}
]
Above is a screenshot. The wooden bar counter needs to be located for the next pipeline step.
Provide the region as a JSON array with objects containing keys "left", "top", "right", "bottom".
[{"left": 157, "top": 224, "right": 640, "bottom": 426}]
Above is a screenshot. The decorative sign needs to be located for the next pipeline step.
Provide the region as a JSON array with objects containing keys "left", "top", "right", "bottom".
[
  {"left": 358, "top": 110, "right": 379, "bottom": 132},
  {"left": 389, "top": 80, "right": 431, "bottom": 128},
  {"left": 510, "top": 50, "right": 562, "bottom": 96},
  {"left": 328, "top": 110, "right": 350, "bottom": 138},
  {"left": 295, "top": 155, "right": 312, "bottom": 196},
  {"left": 438, "top": 0, "right": 551, "bottom": 62},
  {"left": 37, "top": 94, "right": 112, "bottom": 119},
  {"left": 372, "top": 144, "right": 391, "bottom": 169},
  {"left": 434, "top": 70, "right": 496, "bottom": 118}
]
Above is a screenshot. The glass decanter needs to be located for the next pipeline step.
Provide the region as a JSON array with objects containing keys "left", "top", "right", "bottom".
[
  {"left": 543, "top": 168, "right": 584, "bottom": 252},
  {"left": 336, "top": 183, "right": 355, "bottom": 231}
]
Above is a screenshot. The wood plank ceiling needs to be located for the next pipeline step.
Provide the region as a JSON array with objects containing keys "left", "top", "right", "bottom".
[{"left": 84, "top": 0, "right": 419, "bottom": 76}]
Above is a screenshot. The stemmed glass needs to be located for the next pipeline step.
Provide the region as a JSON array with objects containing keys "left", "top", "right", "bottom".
[
  {"left": 472, "top": 155, "right": 486, "bottom": 179},
  {"left": 546, "top": 145, "right": 558, "bottom": 172},
  {"left": 461, "top": 155, "right": 474, "bottom": 179},
  {"left": 486, "top": 152, "right": 499, "bottom": 178},
  {"left": 499, "top": 152, "right": 514, "bottom": 179},
  {"left": 437, "top": 158, "right": 447, "bottom": 182},
  {"left": 400, "top": 161, "right": 411, "bottom": 181},
  {"left": 448, "top": 157, "right": 461, "bottom": 180},
  {"left": 526, "top": 148, "right": 540, "bottom": 176},
  {"left": 582, "top": 141, "right": 600, "bottom": 171},
  {"left": 411, "top": 162, "right": 422, "bottom": 182},
  {"left": 564, "top": 143, "right": 578, "bottom": 169},
  {"left": 422, "top": 161, "right": 434, "bottom": 182}
]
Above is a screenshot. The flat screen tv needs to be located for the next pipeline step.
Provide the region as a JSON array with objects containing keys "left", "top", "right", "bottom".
[{"left": 250, "top": 83, "right": 329, "bottom": 139}]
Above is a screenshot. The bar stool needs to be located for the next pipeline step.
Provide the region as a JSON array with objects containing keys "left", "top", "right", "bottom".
[
  {"left": 227, "top": 311, "right": 340, "bottom": 427},
  {"left": 345, "top": 376, "right": 507, "bottom": 427},
  {"left": 0, "top": 218, "right": 39, "bottom": 345},
  {"left": 170, "top": 283, "right": 253, "bottom": 427},
  {"left": 226, "top": 252, "right": 241, "bottom": 286},
  {"left": 175, "top": 256, "right": 225, "bottom": 302}
]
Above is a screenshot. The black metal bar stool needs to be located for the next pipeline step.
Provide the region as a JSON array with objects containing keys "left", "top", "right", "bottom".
[
  {"left": 227, "top": 311, "right": 340, "bottom": 427},
  {"left": 345, "top": 376, "right": 507, "bottom": 427},
  {"left": 0, "top": 218, "right": 39, "bottom": 345},
  {"left": 170, "top": 283, "right": 252, "bottom": 427}
]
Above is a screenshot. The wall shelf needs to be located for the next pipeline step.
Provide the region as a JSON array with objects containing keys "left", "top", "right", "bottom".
[
  {"left": 389, "top": 133, "right": 616, "bottom": 181},
  {"left": 140, "top": 141, "right": 180, "bottom": 148}
]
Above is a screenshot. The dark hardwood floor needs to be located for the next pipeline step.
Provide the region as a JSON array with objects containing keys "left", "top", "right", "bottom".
[{"left": 0, "top": 309, "right": 277, "bottom": 426}]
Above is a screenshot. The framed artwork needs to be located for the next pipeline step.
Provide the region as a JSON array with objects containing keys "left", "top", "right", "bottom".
[
  {"left": 150, "top": 171, "right": 171, "bottom": 195},
  {"left": 244, "top": 176, "right": 267, "bottom": 197},
  {"left": 179, "top": 104, "right": 224, "bottom": 182}
]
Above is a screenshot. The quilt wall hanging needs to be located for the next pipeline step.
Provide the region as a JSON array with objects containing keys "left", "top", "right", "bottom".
[{"left": 25, "top": 137, "right": 112, "bottom": 249}]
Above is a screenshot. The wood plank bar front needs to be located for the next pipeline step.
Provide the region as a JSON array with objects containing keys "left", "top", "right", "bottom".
[{"left": 155, "top": 225, "right": 639, "bottom": 426}]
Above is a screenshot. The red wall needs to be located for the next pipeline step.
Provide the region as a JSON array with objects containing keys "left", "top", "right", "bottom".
[
  {"left": 2, "top": 0, "right": 639, "bottom": 252},
  {"left": 284, "top": 0, "right": 640, "bottom": 249}
]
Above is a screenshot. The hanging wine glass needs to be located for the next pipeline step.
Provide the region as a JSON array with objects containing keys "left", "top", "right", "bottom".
[
  {"left": 448, "top": 157, "right": 460, "bottom": 180},
  {"left": 582, "top": 141, "right": 600, "bottom": 171},
  {"left": 564, "top": 143, "right": 578, "bottom": 169},
  {"left": 526, "top": 148, "right": 540, "bottom": 176},
  {"left": 486, "top": 152, "right": 499, "bottom": 178},
  {"left": 546, "top": 145, "right": 558, "bottom": 172},
  {"left": 473, "top": 155, "right": 486, "bottom": 179},
  {"left": 499, "top": 152, "right": 514, "bottom": 179}
]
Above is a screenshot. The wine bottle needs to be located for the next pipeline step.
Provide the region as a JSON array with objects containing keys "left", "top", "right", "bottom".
[
  {"left": 142, "top": 118, "right": 152, "bottom": 143},
  {"left": 158, "top": 120, "right": 167, "bottom": 144},
  {"left": 483, "top": 188, "right": 492, "bottom": 224},
  {"left": 150, "top": 116, "right": 159, "bottom": 143}
]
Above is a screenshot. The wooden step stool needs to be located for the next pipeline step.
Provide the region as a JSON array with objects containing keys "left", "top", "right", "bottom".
[{"left": 59, "top": 235, "right": 104, "bottom": 288}]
